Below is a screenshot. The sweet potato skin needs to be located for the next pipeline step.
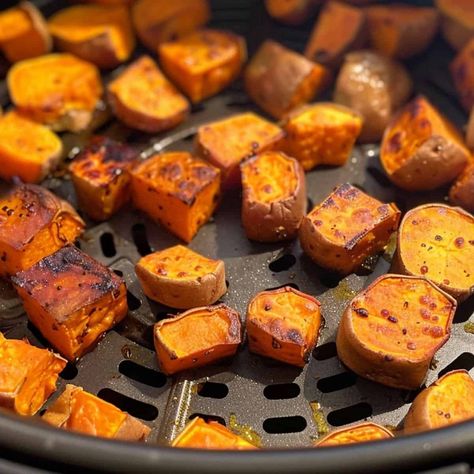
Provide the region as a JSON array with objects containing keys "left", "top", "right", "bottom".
[
  {"left": 449, "top": 163, "right": 474, "bottom": 214},
  {"left": 451, "top": 38, "right": 474, "bottom": 112},
  {"left": 315, "top": 423, "right": 393, "bottom": 446},
  {"left": 264, "top": 0, "right": 316, "bottom": 25},
  {"left": 436, "top": 0, "right": 474, "bottom": 51}
]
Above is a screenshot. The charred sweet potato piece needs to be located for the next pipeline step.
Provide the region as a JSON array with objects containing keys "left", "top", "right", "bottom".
[
  {"left": 279, "top": 103, "right": 362, "bottom": 171},
  {"left": 395, "top": 204, "right": 474, "bottom": 302},
  {"left": 451, "top": 38, "right": 474, "bottom": 112},
  {"left": 154, "top": 304, "right": 241, "bottom": 375},
  {"left": 12, "top": 245, "right": 128, "bottom": 361},
  {"left": 135, "top": 245, "right": 226, "bottom": 309},
  {"left": 69, "top": 136, "right": 137, "bottom": 221},
  {"left": 107, "top": 55, "right": 189, "bottom": 133},
  {"left": 334, "top": 51, "right": 412, "bottom": 143},
  {"left": 315, "top": 423, "right": 393, "bottom": 446},
  {"left": 132, "top": 0, "right": 210, "bottom": 51},
  {"left": 380, "top": 96, "right": 470, "bottom": 191},
  {"left": 264, "top": 0, "right": 316, "bottom": 25},
  {"left": 449, "top": 163, "right": 474, "bottom": 214},
  {"left": 0, "top": 184, "right": 84, "bottom": 277},
  {"left": 7, "top": 53, "right": 103, "bottom": 132},
  {"left": 172, "top": 417, "right": 257, "bottom": 449},
  {"left": 436, "top": 0, "right": 474, "bottom": 51},
  {"left": 244, "top": 40, "right": 328, "bottom": 119},
  {"left": 304, "top": 1, "right": 366, "bottom": 68},
  {"left": 159, "top": 29, "right": 246, "bottom": 104},
  {"left": 0, "top": 332, "right": 66, "bottom": 416},
  {"left": 404, "top": 370, "right": 474, "bottom": 434},
  {"left": 130, "top": 152, "right": 220, "bottom": 242},
  {"left": 246, "top": 286, "right": 322, "bottom": 367},
  {"left": 195, "top": 112, "right": 284, "bottom": 188},
  {"left": 240, "top": 151, "right": 306, "bottom": 242},
  {"left": 299, "top": 184, "right": 400, "bottom": 275},
  {"left": 337, "top": 274, "right": 456, "bottom": 390},
  {"left": 0, "top": 110, "right": 62, "bottom": 184},
  {"left": 48, "top": 4, "right": 135, "bottom": 69}
]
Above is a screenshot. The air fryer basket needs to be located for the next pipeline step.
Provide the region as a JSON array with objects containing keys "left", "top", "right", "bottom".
[{"left": 1, "top": 0, "right": 474, "bottom": 472}]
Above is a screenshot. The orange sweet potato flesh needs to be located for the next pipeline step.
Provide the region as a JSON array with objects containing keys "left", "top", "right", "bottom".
[
  {"left": 130, "top": 152, "right": 220, "bottom": 243},
  {"left": 451, "top": 38, "right": 474, "bottom": 112},
  {"left": 0, "top": 184, "right": 85, "bottom": 277},
  {"left": 172, "top": 417, "right": 257, "bottom": 449},
  {"left": 159, "top": 29, "right": 247, "bottom": 104},
  {"left": 404, "top": 370, "right": 474, "bottom": 434},
  {"left": 264, "top": 0, "right": 316, "bottom": 25},
  {"left": 299, "top": 183, "right": 400, "bottom": 275},
  {"left": 395, "top": 204, "right": 474, "bottom": 302},
  {"left": 450, "top": 163, "right": 474, "bottom": 214},
  {"left": 0, "top": 332, "right": 66, "bottom": 416},
  {"left": 246, "top": 286, "right": 322, "bottom": 367},
  {"left": 0, "top": 110, "right": 62, "bottom": 184},
  {"left": 12, "top": 245, "right": 128, "bottom": 361},
  {"left": 436, "top": 0, "right": 474, "bottom": 51},
  {"left": 136, "top": 245, "right": 226, "bottom": 309},
  {"left": 337, "top": 274, "right": 456, "bottom": 390},
  {"left": 69, "top": 136, "right": 137, "bottom": 221},
  {"left": 381, "top": 96, "right": 470, "bottom": 191},
  {"left": 316, "top": 423, "right": 393, "bottom": 446},
  {"left": 154, "top": 304, "right": 241, "bottom": 375},
  {"left": 107, "top": 55, "right": 189, "bottom": 133}
]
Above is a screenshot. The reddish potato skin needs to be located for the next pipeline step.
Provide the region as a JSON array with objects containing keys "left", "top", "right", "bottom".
[
  {"left": 449, "top": 163, "right": 474, "bottom": 214},
  {"left": 264, "top": 0, "right": 316, "bottom": 25},
  {"left": 466, "top": 107, "right": 474, "bottom": 150},
  {"left": 451, "top": 38, "right": 474, "bottom": 112}
]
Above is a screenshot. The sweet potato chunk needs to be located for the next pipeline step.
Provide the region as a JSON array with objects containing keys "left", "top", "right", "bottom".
[
  {"left": 381, "top": 96, "right": 470, "bottom": 191},
  {"left": 279, "top": 103, "right": 362, "bottom": 171},
  {"left": 130, "top": 152, "right": 220, "bottom": 242},
  {"left": 132, "top": 0, "right": 210, "bottom": 51},
  {"left": 315, "top": 423, "right": 393, "bottom": 446},
  {"left": 195, "top": 112, "right": 284, "bottom": 188},
  {"left": 449, "top": 163, "right": 474, "bottom": 214},
  {"left": 404, "top": 370, "right": 474, "bottom": 434},
  {"left": 264, "top": 0, "right": 316, "bottom": 25},
  {"left": 0, "top": 332, "right": 66, "bottom": 416},
  {"left": 107, "top": 55, "right": 189, "bottom": 133},
  {"left": 0, "top": 184, "right": 85, "bottom": 277},
  {"left": 12, "top": 245, "right": 128, "bottom": 361},
  {"left": 7, "top": 53, "right": 103, "bottom": 132},
  {"left": 48, "top": 4, "right": 135, "bottom": 69},
  {"left": 241, "top": 151, "right": 306, "bottom": 242},
  {"left": 451, "top": 38, "right": 474, "bottom": 112},
  {"left": 244, "top": 40, "right": 328, "bottom": 119},
  {"left": 0, "top": 111, "right": 62, "bottom": 184},
  {"left": 337, "top": 275, "right": 456, "bottom": 390},
  {"left": 69, "top": 136, "right": 137, "bottom": 221},
  {"left": 395, "top": 204, "right": 474, "bottom": 302},
  {"left": 436, "top": 0, "right": 474, "bottom": 51},
  {"left": 135, "top": 245, "right": 226, "bottom": 309},
  {"left": 299, "top": 184, "right": 400, "bottom": 275},
  {"left": 154, "top": 304, "right": 241, "bottom": 375},
  {"left": 159, "top": 29, "right": 246, "bottom": 104},
  {"left": 246, "top": 286, "right": 322, "bottom": 367}
]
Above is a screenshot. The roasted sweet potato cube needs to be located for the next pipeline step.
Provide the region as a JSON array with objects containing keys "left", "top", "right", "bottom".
[
  {"left": 135, "top": 245, "right": 226, "bottom": 309},
  {"left": 450, "top": 163, "right": 474, "bottom": 214},
  {"left": 451, "top": 38, "right": 474, "bottom": 112},
  {"left": 244, "top": 40, "right": 328, "bottom": 119},
  {"left": 159, "top": 29, "right": 246, "bottom": 104},
  {"left": 280, "top": 103, "right": 362, "bottom": 171},
  {"left": 436, "top": 0, "right": 474, "bottom": 51},
  {"left": 130, "top": 152, "right": 220, "bottom": 242},
  {"left": 299, "top": 184, "right": 400, "bottom": 275},
  {"left": 107, "top": 55, "right": 189, "bottom": 133},
  {"left": 0, "top": 110, "right": 62, "bottom": 184},
  {"left": 0, "top": 184, "right": 84, "bottom": 277},
  {"left": 381, "top": 96, "right": 470, "bottom": 191},
  {"left": 395, "top": 204, "right": 474, "bottom": 302},
  {"left": 246, "top": 286, "right": 322, "bottom": 367},
  {"left": 337, "top": 275, "right": 456, "bottom": 390},
  {"left": 315, "top": 423, "right": 393, "bottom": 446},
  {"left": 12, "top": 245, "right": 128, "bottom": 361},
  {"left": 154, "top": 304, "right": 241, "bottom": 375},
  {"left": 264, "top": 0, "right": 316, "bottom": 25},
  {"left": 69, "top": 136, "right": 137, "bottom": 221},
  {"left": 0, "top": 332, "right": 66, "bottom": 416},
  {"left": 241, "top": 151, "right": 306, "bottom": 242}
]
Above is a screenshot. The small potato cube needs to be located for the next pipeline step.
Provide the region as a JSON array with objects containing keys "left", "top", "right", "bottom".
[
  {"left": 12, "top": 245, "right": 128, "bottom": 361},
  {"left": 450, "top": 163, "right": 474, "bottom": 214},
  {"left": 451, "top": 38, "right": 474, "bottom": 112},
  {"left": 154, "top": 304, "right": 241, "bottom": 375},
  {"left": 0, "top": 332, "right": 66, "bottom": 416},
  {"left": 246, "top": 286, "right": 322, "bottom": 367},
  {"left": 280, "top": 103, "right": 362, "bottom": 171},
  {"left": 130, "top": 152, "right": 220, "bottom": 242},
  {"left": 135, "top": 245, "right": 226, "bottom": 309},
  {"left": 436, "top": 0, "right": 474, "bottom": 51},
  {"left": 315, "top": 423, "right": 393, "bottom": 446},
  {"left": 244, "top": 40, "right": 328, "bottom": 119},
  {"left": 159, "top": 29, "right": 246, "bottom": 103},
  {"left": 0, "top": 184, "right": 85, "bottom": 277},
  {"left": 69, "top": 136, "right": 137, "bottom": 221},
  {"left": 299, "top": 183, "right": 400, "bottom": 275}
]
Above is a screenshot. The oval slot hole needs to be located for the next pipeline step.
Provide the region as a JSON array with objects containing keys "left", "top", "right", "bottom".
[
  {"left": 189, "top": 413, "right": 226, "bottom": 426},
  {"left": 263, "top": 416, "right": 307, "bottom": 434},
  {"left": 60, "top": 362, "right": 78, "bottom": 381},
  {"left": 269, "top": 254, "right": 296, "bottom": 273},
  {"left": 97, "top": 388, "right": 158, "bottom": 421},
  {"left": 131, "top": 223, "right": 152, "bottom": 256},
  {"left": 313, "top": 342, "right": 337, "bottom": 361},
  {"left": 197, "top": 382, "right": 229, "bottom": 399},
  {"left": 127, "top": 291, "right": 141, "bottom": 311},
  {"left": 438, "top": 352, "right": 474, "bottom": 378},
  {"left": 119, "top": 360, "right": 167, "bottom": 388},
  {"left": 264, "top": 383, "right": 300, "bottom": 400},
  {"left": 317, "top": 372, "right": 357, "bottom": 393},
  {"left": 327, "top": 403, "right": 372, "bottom": 427},
  {"left": 100, "top": 232, "right": 116, "bottom": 258}
]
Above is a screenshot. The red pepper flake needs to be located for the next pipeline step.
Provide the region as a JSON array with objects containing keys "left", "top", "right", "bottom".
[
  {"left": 264, "top": 303, "right": 272, "bottom": 311},
  {"left": 157, "top": 268, "right": 168, "bottom": 276},
  {"left": 177, "top": 271, "right": 187, "bottom": 277},
  {"left": 420, "top": 308, "right": 431, "bottom": 320},
  {"left": 407, "top": 342, "right": 417, "bottom": 350},
  {"left": 455, "top": 237, "right": 465, "bottom": 248},
  {"left": 432, "top": 315, "right": 439, "bottom": 322},
  {"left": 388, "top": 315, "right": 398, "bottom": 323},
  {"left": 429, "top": 302, "right": 437, "bottom": 310},
  {"left": 402, "top": 328, "right": 407, "bottom": 335},
  {"left": 381, "top": 309, "right": 390, "bottom": 317},
  {"left": 420, "top": 265, "right": 428, "bottom": 274},
  {"left": 314, "top": 220, "right": 323, "bottom": 227},
  {"left": 420, "top": 295, "right": 430, "bottom": 305},
  {"left": 430, "top": 326, "right": 444, "bottom": 338},
  {"left": 354, "top": 308, "right": 369, "bottom": 317}
]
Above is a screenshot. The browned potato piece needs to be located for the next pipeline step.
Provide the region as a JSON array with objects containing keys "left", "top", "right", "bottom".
[
  {"left": 299, "top": 183, "right": 400, "bottom": 275},
  {"left": 240, "top": 151, "right": 306, "bottom": 242},
  {"left": 451, "top": 38, "right": 474, "bottom": 112},
  {"left": 264, "top": 0, "right": 316, "bottom": 25},
  {"left": 334, "top": 50, "right": 412, "bottom": 143},
  {"left": 436, "top": 0, "right": 474, "bottom": 51},
  {"left": 315, "top": 423, "right": 393, "bottom": 446},
  {"left": 466, "top": 107, "right": 474, "bottom": 150},
  {"left": 450, "top": 163, "right": 474, "bottom": 214}
]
